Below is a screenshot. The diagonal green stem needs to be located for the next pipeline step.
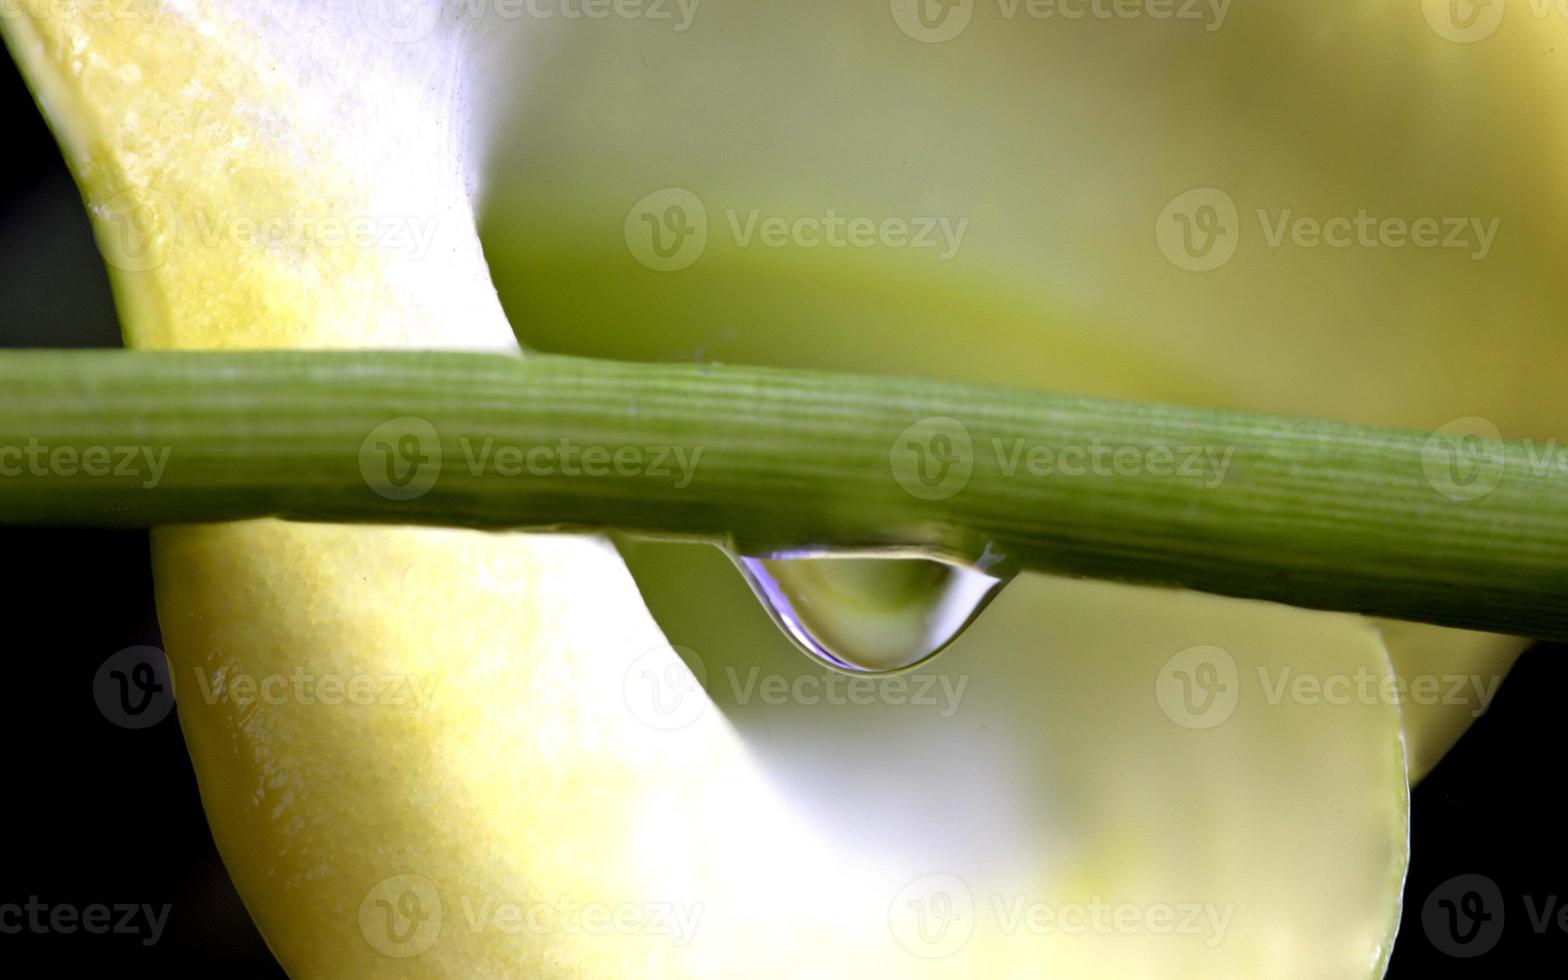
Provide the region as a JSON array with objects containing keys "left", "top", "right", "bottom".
[{"left": 1, "top": 348, "right": 1564, "bottom": 640}]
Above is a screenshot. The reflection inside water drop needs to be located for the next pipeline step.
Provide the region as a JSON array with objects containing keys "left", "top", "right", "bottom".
[{"left": 728, "top": 549, "right": 1012, "bottom": 674}]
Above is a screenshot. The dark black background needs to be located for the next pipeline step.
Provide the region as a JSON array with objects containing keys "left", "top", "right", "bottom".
[{"left": 0, "top": 48, "right": 1562, "bottom": 978}]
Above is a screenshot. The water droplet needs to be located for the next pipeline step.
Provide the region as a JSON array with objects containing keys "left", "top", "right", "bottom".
[{"left": 728, "top": 549, "right": 1011, "bottom": 674}]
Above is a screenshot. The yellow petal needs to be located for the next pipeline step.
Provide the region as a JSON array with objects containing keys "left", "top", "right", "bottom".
[
  {"left": 3, "top": 5, "right": 751, "bottom": 974},
  {"left": 1373, "top": 621, "right": 1525, "bottom": 782}
]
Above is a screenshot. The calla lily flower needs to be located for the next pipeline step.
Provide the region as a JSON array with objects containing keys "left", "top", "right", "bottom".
[{"left": 4, "top": 2, "right": 1559, "bottom": 976}]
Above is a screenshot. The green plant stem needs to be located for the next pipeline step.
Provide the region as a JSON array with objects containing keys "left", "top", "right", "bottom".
[{"left": 0, "top": 349, "right": 1563, "bottom": 640}]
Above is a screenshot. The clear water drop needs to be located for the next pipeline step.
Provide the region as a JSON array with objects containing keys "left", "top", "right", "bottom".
[{"left": 728, "top": 548, "right": 1012, "bottom": 674}]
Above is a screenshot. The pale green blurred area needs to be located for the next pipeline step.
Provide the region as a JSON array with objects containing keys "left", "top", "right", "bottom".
[
  {"left": 478, "top": 1, "right": 1568, "bottom": 438},
  {"left": 473, "top": 0, "right": 1558, "bottom": 795}
]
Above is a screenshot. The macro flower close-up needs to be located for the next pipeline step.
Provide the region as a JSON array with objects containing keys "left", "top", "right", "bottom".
[{"left": 1, "top": 2, "right": 1565, "bottom": 977}]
